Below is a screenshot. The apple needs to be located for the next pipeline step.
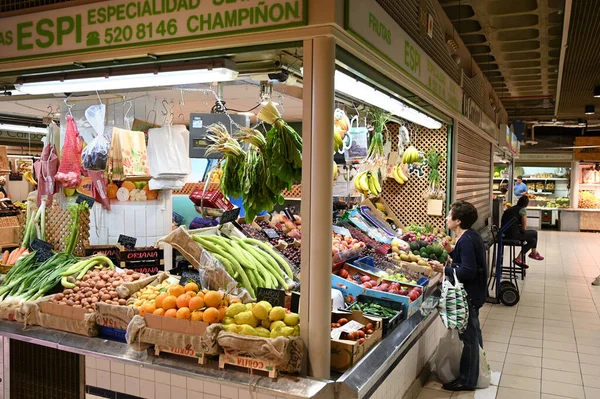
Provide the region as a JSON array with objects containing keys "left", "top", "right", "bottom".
[
  {"left": 360, "top": 275, "right": 371, "bottom": 283},
  {"left": 399, "top": 289, "right": 409, "bottom": 296},
  {"left": 338, "top": 269, "right": 349, "bottom": 278},
  {"left": 379, "top": 283, "right": 389, "bottom": 292}
]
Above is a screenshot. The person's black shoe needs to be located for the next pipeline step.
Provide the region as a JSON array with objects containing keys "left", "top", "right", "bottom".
[{"left": 442, "top": 380, "right": 476, "bottom": 391}]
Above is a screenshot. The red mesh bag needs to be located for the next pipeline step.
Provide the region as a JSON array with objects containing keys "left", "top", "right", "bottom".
[{"left": 55, "top": 115, "right": 84, "bottom": 188}]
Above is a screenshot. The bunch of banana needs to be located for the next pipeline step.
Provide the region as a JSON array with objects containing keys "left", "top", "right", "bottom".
[
  {"left": 353, "top": 171, "right": 381, "bottom": 196},
  {"left": 402, "top": 146, "right": 420, "bottom": 164},
  {"left": 23, "top": 171, "right": 37, "bottom": 186},
  {"left": 391, "top": 164, "right": 409, "bottom": 185}
]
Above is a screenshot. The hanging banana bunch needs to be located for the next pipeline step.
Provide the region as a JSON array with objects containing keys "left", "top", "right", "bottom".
[
  {"left": 391, "top": 163, "right": 409, "bottom": 185},
  {"left": 333, "top": 109, "right": 351, "bottom": 153},
  {"left": 402, "top": 146, "right": 420, "bottom": 164},
  {"left": 353, "top": 170, "right": 382, "bottom": 196}
]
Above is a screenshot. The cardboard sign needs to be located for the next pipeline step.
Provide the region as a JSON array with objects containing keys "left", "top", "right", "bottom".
[
  {"left": 220, "top": 207, "right": 240, "bottom": 225},
  {"left": 118, "top": 234, "right": 137, "bottom": 250},
  {"left": 76, "top": 194, "right": 95, "bottom": 208},
  {"left": 85, "top": 246, "right": 121, "bottom": 266},
  {"left": 256, "top": 287, "right": 286, "bottom": 307},
  {"left": 31, "top": 238, "right": 53, "bottom": 262}
]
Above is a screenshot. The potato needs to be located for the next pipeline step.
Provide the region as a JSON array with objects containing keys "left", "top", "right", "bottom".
[
  {"left": 110, "top": 292, "right": 118, "bottom": 299},
  {"left": 101, "top": 294, "right": 111, "bottom": 301},
  {"left": 118, "top": 299, "right": 127, "bottom": 305}
]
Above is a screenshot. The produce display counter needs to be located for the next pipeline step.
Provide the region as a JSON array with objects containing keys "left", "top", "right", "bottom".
[
  {"left": 0, "top": 292, "right": 441, "bottom": 399},
  {"left": 522, "top": 207, "right": 600, "bottom": 232}
]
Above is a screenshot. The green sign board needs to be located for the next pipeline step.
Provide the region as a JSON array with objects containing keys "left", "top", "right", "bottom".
[
  {"left": 345, "top": 0, "right": 462, "bottom": 113},
  {"left": 0, "top": 0, "right": 307, "bottom": 63}
]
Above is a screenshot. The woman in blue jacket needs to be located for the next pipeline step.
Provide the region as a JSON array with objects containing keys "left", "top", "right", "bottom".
[{"left": 432, "top": 201, "right": 488, "bottom": 391}]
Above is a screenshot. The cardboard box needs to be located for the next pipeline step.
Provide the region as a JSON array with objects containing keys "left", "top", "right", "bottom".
[
  {"left": 39, "top": 301, "right": 88, "bottom": 321},
  {"left": 361, "top": 198, "right": 403, "bottom": 231},
  {"left": 330, "top": 310, "right": 383, "bottom": 372},
  {"left": 144, "top": 313, "right": 208, "bottom": 335},
  {"left": 96, "top": 302, "right": 137, "bottom": 330}
]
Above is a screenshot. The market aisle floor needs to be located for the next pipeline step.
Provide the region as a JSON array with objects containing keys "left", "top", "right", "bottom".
[{"left": 415, "top": 230, "right": 600, "bottom": 399}]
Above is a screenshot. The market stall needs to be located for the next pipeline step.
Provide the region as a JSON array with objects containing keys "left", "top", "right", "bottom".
[{"left": 0, "top": 0, "right": 494, "bottom": 398}]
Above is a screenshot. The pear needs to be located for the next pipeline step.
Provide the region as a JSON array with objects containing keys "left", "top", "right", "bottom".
[
  {"left": 234, "top": 311, "right": 259, "bottom": 328},
  {"left": 222, "top": 317, "right": 235, "bottom": 325},
  {"left": 225, "top": 303, "right": 247, "bottom": 318},
  {"left": 252, "top": 302, "right": 271, "bottom": 321},
  {"left": 269, "top": 306, "right": 286, "bottom": 321},
  {"left": 270, "top": 320, "right": 286, "bottom": 331},
  {"left": 239, "top": 324, "right": 258, "bottom": 336},
  {"left": 281, "top": 327, "right": 295, "bottom": 337},
  {"left": 283, "top": 313, "right": 300, "bottom": 326},
  {"left": 270, "top": 326, "right": 285, "bottom": 338},
  {"left": 255, "top": 327, "right": 271, "bottom": 338},
  {"left": 261, "top": 318, "right": 271, "bottom": 329}
]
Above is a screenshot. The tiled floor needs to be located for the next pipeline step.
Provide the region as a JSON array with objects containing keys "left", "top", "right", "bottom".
[{"left": 416, "top": 230, "right": 600, "bottom": 399}]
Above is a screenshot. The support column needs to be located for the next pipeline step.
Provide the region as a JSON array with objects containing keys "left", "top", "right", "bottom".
[{"left": 300, "top": 36, "right": 335, "bottom": 379}]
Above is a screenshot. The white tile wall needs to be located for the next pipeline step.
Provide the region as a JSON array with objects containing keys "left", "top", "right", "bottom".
[{"left": 83, "top": 319, "right": 444, "bottom": 399}]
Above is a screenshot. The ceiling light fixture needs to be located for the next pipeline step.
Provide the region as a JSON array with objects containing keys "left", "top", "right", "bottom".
[
  {"left": 334, "top": 71, "right": 442, "bottom": 129},
  {"left": 0, "top": 123, "right": 47, "bottom": 134},
  {"left": 585, "top": 105, "right": 595, "bottom": 115},
  {"left": 594, "top": 85, "right": 600, "bottom": 98},
  {"left": 15, "top": 60, "right": 238, "bottom": 95}
]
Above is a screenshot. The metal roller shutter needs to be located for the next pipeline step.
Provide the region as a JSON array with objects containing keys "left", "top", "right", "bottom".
[{"left": 456, "top": 124, "right": 492, "bottom": 231}]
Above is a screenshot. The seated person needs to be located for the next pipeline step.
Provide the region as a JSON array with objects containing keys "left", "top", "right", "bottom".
[{"left": 500, "top": 196, "right": 544, "bottom": 268}]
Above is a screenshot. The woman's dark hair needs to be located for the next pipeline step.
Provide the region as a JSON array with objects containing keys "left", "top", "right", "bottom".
[
  {"left": 516, "top": 196, "right": 530, "bottom": 208},
  {"left": 449, "top": 201, "right": 478, "bottom": 229}
]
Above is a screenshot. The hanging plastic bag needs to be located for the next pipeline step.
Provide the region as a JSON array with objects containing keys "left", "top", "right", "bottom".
[
  {"left": 433, "top": 329, "right": 463, "bottom": 384},
  {"left": 477, "top": 346, "right": 491, "bottom": 389},
  {"left": 344, "top": 116, "right": 368, "bottom": 161},
  {"left": 81, "top": 104, "right": 109, "bottom": 171},
  {"left": 33, "top": 122, "right": 61, "bottom": 207},
  {"left": 88, "top": 170, "right": 110, "bottom": 210},
  {"left": 147, "top": 124, "right": 191, "bottom": 190},
  {"left": 438, "top": 269, "right": 470, "bottom": 333},
  {"left": 55, "top": 115, "right": 84, "bottom": 188}
]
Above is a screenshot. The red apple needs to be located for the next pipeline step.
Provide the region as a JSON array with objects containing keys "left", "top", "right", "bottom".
[
  {"left": 338, "top": 269, "right": 349, "bottom": 278},
  {"left": 360, "top": 275, "right": 371, "bottom": 283}
]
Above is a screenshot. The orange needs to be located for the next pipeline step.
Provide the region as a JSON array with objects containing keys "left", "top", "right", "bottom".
[
  {"left": 153, "top": 308, "right": 165, "bottom": 316},
  {"left": 196, "top": 291, "right": 205, "bottom": 300},
  {"left": 204, "top": 291, "right": 223, "bottom": 308},
  {"left": 189, "top": 296, "right": 205, "bottom": 311},
  {"left": 164, "top": 309, "right": 177, "bottom": 318},
  {"left": 218, "top": 306, "right": 227, "bottom": 322},
  {"left": 188, "top": 291, "right": 197, "bottom": 298},
  {"left": 162, "top": 296, "right": 177, "bottom": 310},
  {"left": 155, "top": 293, "right": 167, "bottom": 309},
  {"left": 191, "top": 310, "right": 203, "bottom": 322},
  {"left": 202, "top": 307, "right": 220, "bottom": 323},
  {"left": 107, "top": 183, "right": 119, "bottom": 200},
  {"left": 229, "top": 297, "right": 241, "bottom": 304},
  {"left": 168, "top": 285, "right": 185, "bottom": 297},
  {"left": 139, "top": 302, "right": 156, "bottom": 317},
  {"left": 144, "top": 185, "right": 159, "bottom": 200},
  {"left": 176, "top": 307, "right": 191, "bottom": 319},
  {"left": 176, "top": 294, "right": 192, "bottom": 309},
  {"left": 184, "top": 282, "right": 199, "bottom": 293}
]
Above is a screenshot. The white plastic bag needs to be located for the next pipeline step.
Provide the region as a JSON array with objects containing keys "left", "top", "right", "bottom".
[
  {"left": 147, "top": 125, "right": 191, "bottom": 178},
  {"left": 477, "top": 346, "right": 491, "bottom": 389},
  {"left": 434, "top": 329, "right": 463, "bottom": 384}
]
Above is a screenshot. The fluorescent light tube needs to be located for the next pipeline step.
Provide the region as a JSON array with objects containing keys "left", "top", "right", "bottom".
[
  {"left": 0, "top": 123, "right": 47, "bottom": 134},
  {"left": 16, "top": 68, "right": 238, "bottom": 95},
  {"left": 335, "top": 71, "right": 442, "bottom": 130}
]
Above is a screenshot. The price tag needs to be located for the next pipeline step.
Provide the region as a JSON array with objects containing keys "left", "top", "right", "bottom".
[
  {"left": 290, "top": 292, "right": 300, "bottom": 313},
  {"left": 263, "top": 228, "right": 279, "bottom": 239},
  {"left": 118, "top": 234, "right": 137, "bottom": 250},
  {"left": 179, "top": 270, "right": 203, "bottom": 287},
  {"left": 76, "top": 194, "right": 95, "bottom": 208},
  {"left": 256, "top": 287, "right": 286, "bottom": 307},
  {"left": 220, "top": 207, "right": 240, "bottom": 225},
  {"left": 333, "top": 226, "right": 352, "bottom": 237},
  {"left": 30, "top": 239, "right": 54, "bottom": 262},
  {"left": 31, "top": 238, "right": 53, "bottom": 252}
]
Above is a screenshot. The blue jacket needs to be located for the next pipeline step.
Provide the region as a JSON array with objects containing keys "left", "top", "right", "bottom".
[{"left": 444, "top": 229, "right": 488, "bottom": 308}]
